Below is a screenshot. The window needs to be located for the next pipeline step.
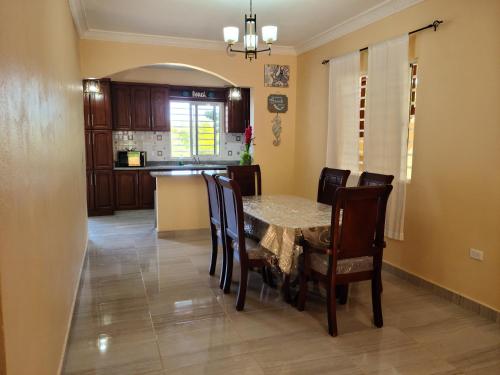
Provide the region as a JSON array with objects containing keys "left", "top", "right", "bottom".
[
  {"left": 170, "top": 101, "right": 222, "bottom": 158},
  {"left": 357, "top": 63, "right": 418, "bottom": 180}
]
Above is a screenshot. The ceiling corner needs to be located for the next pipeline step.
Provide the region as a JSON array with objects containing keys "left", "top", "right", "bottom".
[
  {"left": 68, "top": 0, "right": 88, "bottom": 36},
  {"left": 294, "top": 0, "right": 424, "bottom": 54}
]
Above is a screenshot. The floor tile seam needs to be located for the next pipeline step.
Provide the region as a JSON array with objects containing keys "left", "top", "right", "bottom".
[{"left": 136, "top": 246, "right": 167, "bottom": 372}]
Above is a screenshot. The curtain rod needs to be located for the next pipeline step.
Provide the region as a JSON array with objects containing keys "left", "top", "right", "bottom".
[{"left": 321, "top": 20, "right": 443, "bottom": 65}]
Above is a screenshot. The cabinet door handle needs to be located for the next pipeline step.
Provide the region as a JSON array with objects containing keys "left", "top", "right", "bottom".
[
  {"left": 129, "top": 113, "right": 132, "bottom": 126},
  {"left": 151, "top": 115, "right": 154, "bottom": 129},
  {"left": 92, "top": 133, "right": 95, "bottom": 144},
  {"left": 91, "top": 113, "right": 94, "bottom": 127}
]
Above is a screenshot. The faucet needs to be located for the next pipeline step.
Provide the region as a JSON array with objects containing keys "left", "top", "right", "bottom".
[{"left": 192, "top": 155, "right": 201, "bottom": 165}]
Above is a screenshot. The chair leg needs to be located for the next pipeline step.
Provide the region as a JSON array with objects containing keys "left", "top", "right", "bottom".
[
  {"left": 265, "top": 266, "right": 276, "bottom": 288},
  {"left": 337, "top": 284, "right": 349, "bottom": 305},
  {"left": 209, "top": 227, "right": 218, "bottom": 276},
  {"left": 261, "top": 266, "right": 268, "bottom": 284},
  {"left": 371, "top": 274, "right": 383, "bottom": 328},
  {"left": 236, "top": 264, "right": 248, "bottom": 311},
  {"left": 219, "top": 238, "right": 227, "bottom": 289},
  {"left": 223, "top": 240, "right": 233, "bottom": 294},
  {"left": 327, "top": 283, "right": 338, "bottom": 336},
  {"left": 297, "top": 273, "right": 308, "bottom": 311}
]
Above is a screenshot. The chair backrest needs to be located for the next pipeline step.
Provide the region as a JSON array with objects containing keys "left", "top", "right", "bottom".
[
  {"left": 357, "top": 171, "right": 394, "bottom": 187},
  {"left": 226, "top": 165, "right": 261, "bottom": 196},
  {"left": 216, "top": 176, "right": 245, "bottom": 248},
  {"left": 331, "top": 186, "right": 392, "bottom": 261},
  {"left": 201, "top": 172, "right": 222, "bottom": 226},
  {"left": 317, "top": 167, "right": 351, "bottom": 205}
]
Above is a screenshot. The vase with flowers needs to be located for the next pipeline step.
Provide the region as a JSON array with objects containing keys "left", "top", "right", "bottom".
[{"left": 240, "top": 125, "right": 254, "bottom": 166}]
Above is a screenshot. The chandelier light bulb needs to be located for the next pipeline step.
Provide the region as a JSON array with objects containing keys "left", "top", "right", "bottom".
[
  {"left": 262, "top": 26, "right": 277, "bottom": 44},
  {"left": 223, "top": 27, "right": 239, "bottom": 44}
]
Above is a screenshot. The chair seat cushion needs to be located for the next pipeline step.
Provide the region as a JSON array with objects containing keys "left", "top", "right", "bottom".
[
  {"left": 232, "top": 237, "right": 269, "bottom": 260},
  {"left": 310, "top": 253, "right": 373, "bottom": 275}
]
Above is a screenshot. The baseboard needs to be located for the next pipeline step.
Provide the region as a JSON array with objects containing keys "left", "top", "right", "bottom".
[
  {"left": 383, "top": 261, "right": 500, "bottom": 324},
  {"left": 157, "top": 228, "right": 210, "bottom": 239},
  {"left": 57, "top": 237, "right": 89, "bottom": 375}
]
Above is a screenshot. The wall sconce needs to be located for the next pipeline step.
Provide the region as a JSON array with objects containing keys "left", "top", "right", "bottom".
[
  {"left": 228, "top": 87, "right": 242, "bottom": 101},
  {"left": 84, "top": 80, "right": 101, "bottom": 94}
]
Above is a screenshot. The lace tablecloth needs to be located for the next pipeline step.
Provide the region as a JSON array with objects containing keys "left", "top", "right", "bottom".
[{"left": 243, "top": 195, "right": 332, "bottom": 274}]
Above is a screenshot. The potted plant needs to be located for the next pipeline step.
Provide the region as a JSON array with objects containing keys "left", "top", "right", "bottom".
[{"left": 240, "top": 125, "right": 254, "bottom": 165}]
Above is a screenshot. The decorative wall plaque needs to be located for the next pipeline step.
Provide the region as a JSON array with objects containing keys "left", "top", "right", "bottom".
[
  {"left": 264, "top": 65, "right": 290, "bottom": 87},
  {"left": 267, "top": 94, "right": 288, "bottom": 113}
]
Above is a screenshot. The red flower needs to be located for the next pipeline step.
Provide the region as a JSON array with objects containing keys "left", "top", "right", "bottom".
[{"left": 244, "top": 125, "right": 253, "bottom": 145}]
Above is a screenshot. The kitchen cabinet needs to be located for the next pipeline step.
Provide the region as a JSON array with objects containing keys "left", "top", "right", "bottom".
[
  {"left": 226, "top": 87, "right": 250, "bottom": 133},
  {"left": 111, "top": 83, "right": 132, "bottom": 130},
  {"left": 139, "top": 170, "right": 155, "bottom": 208},
  {"left": 83, "top": 79, "right": 114, "bottom": 216},
  {"left": 85, "top": 130, "right": 93, "bottom": 170},
  {"left": 114, "top": 171, "right": 139, "bottom": 209},
  {"left": 131, "top": 86, "right": 152, "bottom": 131},
  {"left": 93, "top": 170, "right": 114, "bottom": 212},
  {"left": 114, "top": 170, "right": 155, "bottom": 210},
  {"left": 87, "top": 170, "right": 114, "bottom": 215},
  {"left": 86, "top": 170, "right": 94, "bottom": 211},
  {"left": 92, "top": 131, "right": 114, "bottom": 170},
  {"left": 84, "top": 79, "right": 111, "bottom": 130},
  {"left": 150, "top": 86, "right": 170, "bottom": 131}
]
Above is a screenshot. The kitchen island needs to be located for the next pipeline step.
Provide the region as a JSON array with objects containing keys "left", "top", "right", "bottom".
[{"left": 151, "top": 169, "right": 226, "bottom": 233}]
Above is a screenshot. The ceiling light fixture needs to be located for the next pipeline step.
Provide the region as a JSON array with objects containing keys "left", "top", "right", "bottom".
[{"left": 223, "top": 0, "right": 277, "bottom": 61}]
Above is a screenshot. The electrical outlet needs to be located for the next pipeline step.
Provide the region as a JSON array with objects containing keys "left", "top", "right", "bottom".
[{"left": 469, "top": 248, "right": 484, "bottom": 261}]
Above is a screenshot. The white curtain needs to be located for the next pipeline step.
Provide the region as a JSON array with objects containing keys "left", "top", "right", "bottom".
[
  {"left": 326, "top": 51, "right": 360, "bottom": 174},
  {"left": 365, "top": 35, "right": 410, "bottom": 240}
]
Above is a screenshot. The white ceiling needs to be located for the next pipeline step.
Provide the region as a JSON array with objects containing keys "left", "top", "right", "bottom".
[{"left": 70, "top": 0, "right": 423, "bottom": 54}]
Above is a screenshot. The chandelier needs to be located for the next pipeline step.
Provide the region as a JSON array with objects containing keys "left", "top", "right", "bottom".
[{"left": 223, "top": 0, "right": 278, "bottom": 61}]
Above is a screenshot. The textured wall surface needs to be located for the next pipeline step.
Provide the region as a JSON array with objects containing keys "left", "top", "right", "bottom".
[{"left": 0, "top": 0, "right": 87, "bottom": 373}]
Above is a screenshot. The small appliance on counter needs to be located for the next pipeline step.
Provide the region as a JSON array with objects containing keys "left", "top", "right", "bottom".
[{"left": 116, "top": 150, "right": 147, "bottom": 167}]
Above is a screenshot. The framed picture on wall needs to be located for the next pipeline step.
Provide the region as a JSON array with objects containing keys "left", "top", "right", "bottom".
[{"left": 264, "top": 64, "right": 290, "bottom": 88}]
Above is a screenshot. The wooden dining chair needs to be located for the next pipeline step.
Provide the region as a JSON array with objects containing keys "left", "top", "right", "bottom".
[
  {"left": 201, "top": 172, "right": 226, "bottom": 289},
  {"left": 226, "top": 165, "right": 262, "bottom": 196},
  {"left": 298, "top": 185, "right": 393, "bottom": 336},
  {"left": 358, "top": 171, "right": 394, "bottom": 187},
  {"left": 317, "top": 167, "right": 351, "bottom": 205},
  {"left": 216, "top": 175, "right": 272, "bottom": 310}
]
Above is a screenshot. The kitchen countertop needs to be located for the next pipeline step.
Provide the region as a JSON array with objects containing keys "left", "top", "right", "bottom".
[
  {"left": 150, "top": 169, "right": 225, "bottom": 177},
  {"left": 113, "top": 163, "right": 234, "bottom": 171}
]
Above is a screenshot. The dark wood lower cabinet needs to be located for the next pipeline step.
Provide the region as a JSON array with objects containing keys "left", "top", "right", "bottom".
[
  {"left": 115, "top": 171, "right": 139, "bottom": 209},
  {"left": 88, "top": 170, "right": 114, "bottom": 216},
  {"left": 114, "top": 170, "right": 155, "bottom": 210},
  {"left": 139, "top": 170, "right": 155, "bottom": 209}
]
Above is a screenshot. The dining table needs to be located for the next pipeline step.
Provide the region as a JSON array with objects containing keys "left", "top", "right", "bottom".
[{"left": 242, "top": 194, "right": 333, "bottom": 300}]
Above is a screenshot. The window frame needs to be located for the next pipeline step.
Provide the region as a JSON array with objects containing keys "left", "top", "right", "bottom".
[{"left": 169, "top": 100, "right": 224, "bottom": 159}]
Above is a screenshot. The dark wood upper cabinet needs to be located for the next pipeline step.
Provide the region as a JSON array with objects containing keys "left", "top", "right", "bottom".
[
  {"left": 150, "top": 87, "right": 170, "bottom": 131},
  {"left": 131, "top": 86, "right": 152, "bottom": 130},
  {"left": 83, "top": 92, "right": 91, "bottom": 130},
  {"left": 92, "top": 131, "right": 113, "bottom": 170},
  {"left": 226, "top": 88, "right": 250, "bottom": 133},
  {"left": 139, "top": 171, "right": 155, "bottom": 208},
  {"left": 114, "top": 171, "right": 139, "bottom": 209},
  {"left": 111, "top": 84, "right": 132, "bottom": 130},
  {"left": 93, "top": 170, "right": 114, "bottom": 212},
  {"left": 85, "top": 130, "right": 93, "bottom": 170},
  {"left": 89, "top": 80, "right": 112, "bottom": 130}
]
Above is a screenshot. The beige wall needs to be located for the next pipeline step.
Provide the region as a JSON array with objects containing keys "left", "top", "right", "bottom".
[
  {"left": 295, "top": 0, "right": 500, "bottom": 311},
  {"left": 0, "top": 0, "right": 87, "bottom": 374},
  {"left": 109, "top": 65, "right": 229, "bottom": 86},
  {"left": 80, "top": 40, "right": 297, "bottom": 195}
]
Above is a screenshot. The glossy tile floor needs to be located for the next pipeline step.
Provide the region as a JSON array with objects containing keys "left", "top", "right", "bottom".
[{"left": 63, "top": 210, "right": 500, "bottom": 375}]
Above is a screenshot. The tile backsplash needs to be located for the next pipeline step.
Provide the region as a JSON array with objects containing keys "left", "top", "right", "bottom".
[{"left": 113, "top": 131, "right": 244, "bottom": 162}]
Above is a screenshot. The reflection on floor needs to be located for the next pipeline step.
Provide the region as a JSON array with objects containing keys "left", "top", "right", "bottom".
[{"left": 62, "top": 210, "right": 500, "bottom": 374}]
